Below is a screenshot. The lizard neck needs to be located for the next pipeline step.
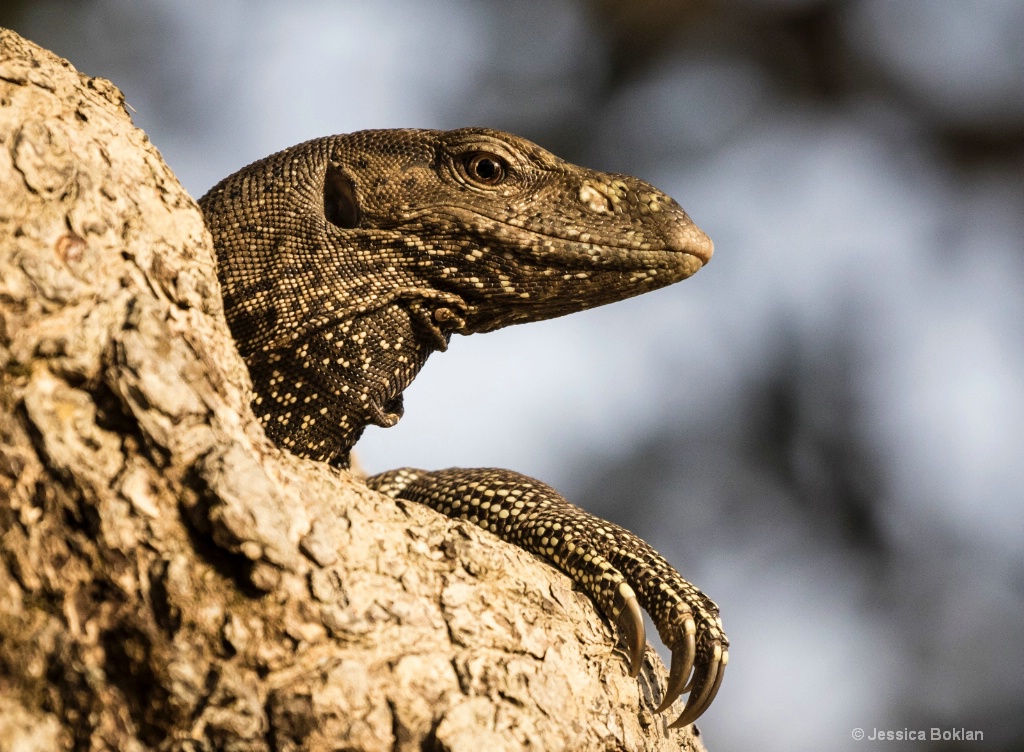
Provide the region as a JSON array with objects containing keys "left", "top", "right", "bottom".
[{"left": 250, "top": 303, "right": 437, "bottom": 467}]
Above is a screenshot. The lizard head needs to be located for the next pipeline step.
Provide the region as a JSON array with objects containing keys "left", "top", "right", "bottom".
[
  {"left": 201, "top": 128, "right": 712, "bottom": 461},
  {"left": 324, "top": 127, "right": 712, "bottom": 334}
]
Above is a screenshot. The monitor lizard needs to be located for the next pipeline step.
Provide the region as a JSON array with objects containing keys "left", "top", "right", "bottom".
[{"left": 198, "top": 127, "right": 728, "bottom": 727}]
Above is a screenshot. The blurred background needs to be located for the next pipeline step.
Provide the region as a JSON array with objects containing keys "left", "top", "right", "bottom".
[{"left": 4, "top": 1, "right": 1022, "bottom": 749}]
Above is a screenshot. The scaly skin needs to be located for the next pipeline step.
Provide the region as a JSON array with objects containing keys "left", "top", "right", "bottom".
[{"left": 199, "top": 128, "right": 728, "bottom": 725}]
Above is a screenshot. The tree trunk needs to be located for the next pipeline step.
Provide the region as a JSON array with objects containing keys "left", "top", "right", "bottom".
[{"left": 0, "top": 29, "right": 707, "bottom": 752}]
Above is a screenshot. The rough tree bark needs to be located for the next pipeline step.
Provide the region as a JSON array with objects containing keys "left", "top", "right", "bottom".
[{"left": 0, "top": 30, "right": 708, "bottom": 752}]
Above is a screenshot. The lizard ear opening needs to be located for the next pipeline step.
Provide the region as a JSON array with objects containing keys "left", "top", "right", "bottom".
[{"left": 324, "top": 164, "right": 360, "bottom": 229}]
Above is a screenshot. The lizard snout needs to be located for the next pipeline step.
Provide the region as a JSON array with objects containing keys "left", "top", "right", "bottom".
[{"left": 668, "top": 222, "right": 714, "bottom": 265}]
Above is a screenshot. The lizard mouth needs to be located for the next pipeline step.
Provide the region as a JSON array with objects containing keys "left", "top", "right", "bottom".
[
  {"left": 427, "top": 218, "right": 711, "bottom": 334},
  {"left": 498, "top": 224, "right": 711, "bottom": 279},
  {"left": 411, "top": 205, "right": 714, "bottom": 272}
]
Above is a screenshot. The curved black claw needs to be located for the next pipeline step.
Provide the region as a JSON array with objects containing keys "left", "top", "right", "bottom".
[
  {"left": 654, "top": 621, "right": 695, "bottom": 713},
  {"left": 668, "top": 639, "right": 728, "bottom": 728},
  {"left": 615, "top": 585, "right": 646, "bottom": 677}
]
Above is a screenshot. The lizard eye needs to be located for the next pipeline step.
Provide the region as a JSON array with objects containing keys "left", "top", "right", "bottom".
[{"left": 463, "top": 152, "right": 506, "bottom": 186}]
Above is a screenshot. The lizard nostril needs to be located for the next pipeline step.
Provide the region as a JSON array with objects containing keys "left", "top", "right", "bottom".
[{"left": 578, "top": 182, "right": 613, "bottom": 214}]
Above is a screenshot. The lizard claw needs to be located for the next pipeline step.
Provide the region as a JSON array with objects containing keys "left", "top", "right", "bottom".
[
  {"left": 653, "top": 621, "right": 696, "bottom": 713},
  {"left": 615, "top": 584, "right": 646, "bottom": 677},
  {"left": 668, "top": 641, "right": 728, "bottom": 728}
]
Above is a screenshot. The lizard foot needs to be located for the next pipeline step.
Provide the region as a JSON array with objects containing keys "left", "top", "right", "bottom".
[
  {"left": 366, "top": 466, "right": 729, "bottom": 726},
  {"left": 589, "top": 520, "right": 729, "bottom": 727}
]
